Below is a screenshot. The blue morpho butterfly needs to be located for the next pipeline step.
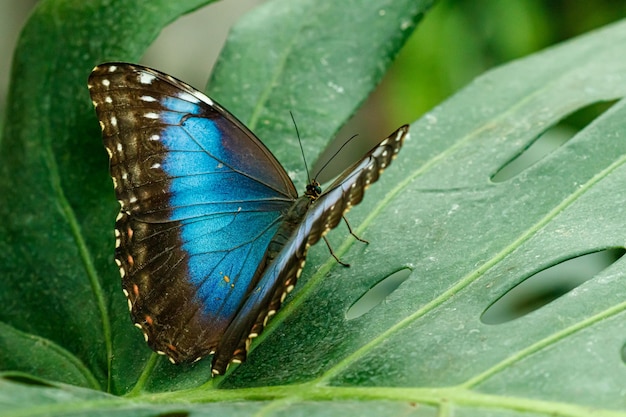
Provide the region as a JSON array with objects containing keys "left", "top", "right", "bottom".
[{"left": 88, "top": 62, "right": 408, "bottom": 375}]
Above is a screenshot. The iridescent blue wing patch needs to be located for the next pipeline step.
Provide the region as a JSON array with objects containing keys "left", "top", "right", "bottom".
[
  {"left": 88, "top": 62, "right": 409, "bottom": 375},
  {"left": 88, "top": 63, "right": 297, "bottom": 363}
]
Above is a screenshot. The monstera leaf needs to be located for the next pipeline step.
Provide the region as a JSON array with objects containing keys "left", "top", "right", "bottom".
[{"left": 1, "top": 0, "right": 626, "bottom": 416}]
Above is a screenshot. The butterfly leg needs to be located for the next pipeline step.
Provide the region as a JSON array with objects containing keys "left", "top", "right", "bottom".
[
  {"left": 342, "top": 215, "right": 369, "bottom": 244},
  {"left": 323, "top": 236, "right": 350, "bottom": 267}
]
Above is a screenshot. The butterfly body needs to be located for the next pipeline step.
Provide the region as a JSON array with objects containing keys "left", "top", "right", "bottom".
[{"left": 88, "top": 63, "right": 408, "bottom": 375}]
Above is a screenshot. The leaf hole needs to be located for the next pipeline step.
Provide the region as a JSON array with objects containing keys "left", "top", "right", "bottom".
[
  {"left": 481, "top": 248, "right": 625, "bottom": 325},
  {"left": 491, "top": 101, "right": 617, "bottom": 182},
  {"left": 346, "top": 268, "right": 411, "bottom": 320}
]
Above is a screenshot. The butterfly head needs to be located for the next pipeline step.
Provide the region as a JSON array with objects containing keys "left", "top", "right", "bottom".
[{"left": 305, "top": 180, "right": 322, "bottom": 200}]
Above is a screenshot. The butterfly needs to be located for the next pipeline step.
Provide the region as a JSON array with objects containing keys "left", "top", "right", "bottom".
[{"left": 88, "top": 62, "right": 408, "bottom": 375}]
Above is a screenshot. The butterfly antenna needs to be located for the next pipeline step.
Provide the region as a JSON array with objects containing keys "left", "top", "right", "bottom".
[
  {"left": 290, "top": 111, "right": 311, "bottom": 184},
  {"left": 314, "top": 133, "right": 359, "bottom": 180}
]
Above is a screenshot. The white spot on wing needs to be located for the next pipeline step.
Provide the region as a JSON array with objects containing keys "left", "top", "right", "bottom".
[
  {"left": 139, "top": 72, "right": 156, "bottom": 85},
  {"left": 108, "top": 65, "right": 118, "bottom": 72},
  {"left": 188, "top": 89, "right": 213, "bottom": 105},
  {"left": 102, "top": 79, "right": 110, "bottom": 87},
  {"left": 141, "top": 95, "right": 157, "bottom": 102},
  {"left": 144, "top": 112, "right": 159, "bottom": 119},
  {"left": 178, "top": 91, "right": 201, "bottom": 103}
]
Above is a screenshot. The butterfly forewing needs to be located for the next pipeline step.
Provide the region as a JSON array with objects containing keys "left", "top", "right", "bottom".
[{"left": 88, "top": 63, "right": 297, "bottom": 362}]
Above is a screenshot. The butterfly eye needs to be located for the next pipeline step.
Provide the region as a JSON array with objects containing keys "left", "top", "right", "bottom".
[{"left": 305, "top": 181, "right": 322, "bottom": 199}]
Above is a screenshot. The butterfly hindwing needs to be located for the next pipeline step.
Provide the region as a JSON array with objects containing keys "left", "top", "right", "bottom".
[{"left": 88, "top": 63, "right": 297, "bottom": 362}]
